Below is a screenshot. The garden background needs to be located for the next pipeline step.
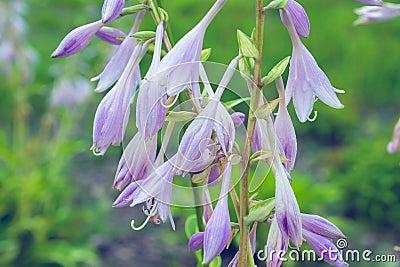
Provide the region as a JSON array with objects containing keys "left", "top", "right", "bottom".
[{"left": 0, "top": 0, "right": 399, "bottom": 266}]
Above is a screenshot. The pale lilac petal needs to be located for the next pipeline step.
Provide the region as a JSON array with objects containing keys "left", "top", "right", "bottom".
[
  {"left": 102, "top": 0, "right": 125, "bottom": 24},
  {"left": 274, "top": 159, "right": 302, "bottom": 248},
  {"left": 188, "top": 232, "right": 204, "bottom": 251},
  {"left": 354, "top": 4, "right": 400, "bottom": 25},
  {"left": 230, "top": 112, "right": 245, "bottom": 127},
  {"left": 355, "top": 0, "right": 383, "bottom": 6},
  {"left": 95, "top": 26, "right": 126, "bottom": 45},
  {"left": 280, "top": 0, "right": 310, "bottom": 38},
  {"left": 301, "top": 214, "right": 345, "bottom": 240},
  {"left": 113, "top": 133, "right": 157, "bottom": 190},
  {"left": 387, "top": 118, "right": 400, "bottom": 154},
  {"left": 266, "top": 218, "right": 289, "bottom": 267},
  {"left": 282, "top": 9, "right": 344, "bottom": 122},
  {"left": 52, "top": 20, "right": 103, "bottom": 58},
  {"left": 92, "top": 11, "right": 144, "bottom": 93},
  {"left": 303, "top": 230, "right": 348, "bottom": 267},
  {"left": 92, "top": 42, "right": 145, "bottom": 155},
  {"left": 203, "top": 162, "right": 232, "bottom": 264}
]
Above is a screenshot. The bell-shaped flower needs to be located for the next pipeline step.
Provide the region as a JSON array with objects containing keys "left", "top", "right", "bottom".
[
  {"left": 282, "top": 9, "right": 344, "bottom": 122},
  {"left": 188, "top": 232, "right": 204, "bottom": 251},
  {"left": 354, "top": 3, "right": 400, "bottom": 25},
  {"left": 154, "top": 0, "right": 227, "bottom": 96},
  {"left": 102, "top": 0, "right": 125, "bottom": 24},
  {"left": 203, "top": 162, "right": 232, "bottom": 264},
  {"left": 51, "top": 20, "right": 103, "bottom": 58},
  {"left": 92, "top": 41, "right": 148, "bottom": 155},
  {"left": 355, "top": 0, "right": 383, "bottom": 6},
  {"left": 274, "top": 155, "right": 302, "bottom": 248},
  {"left": 113, "top": 133, "right": 157, "bottom": 190},
  {"left": 274, "top": 78, "right": 297, "bottom": 172},
  {"left": 95, "top": 26, "right": 126, "bottom": 45},
  {"left": 92, "top": 11, "right": 144, "bottom": 93},
  {"left": 279, "top": 0, "right": 310, "bottom": 38},
  {"left": 113, "top": 159, "right": 176, "bottom": 229},
  {"left": 136, "top": 22, "right": 168, "bottom": 139},
  {"left": 231, "top": 112, "right": 245, "bottom": 127},
  {"left": 265, "top": 217, "right": 289, "bottom": 267},
  {"left": 387, "top": 118, "right": 400, "bottom": 154},
  {"left": 302, "top": 214, "right": 348, "bottom": 267}
]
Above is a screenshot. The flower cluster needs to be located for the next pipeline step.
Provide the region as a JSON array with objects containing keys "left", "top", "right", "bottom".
[{"left": 53, "top": 0, "right": 348, "bottom": 266}]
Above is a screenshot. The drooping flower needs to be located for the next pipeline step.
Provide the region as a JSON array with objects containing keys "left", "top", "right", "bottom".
[
  {"left": 92, "top": 41, "right": 148, "bottom": 155},
  {"left": 113, "top": 159, "right": 176, "bottom": 229},
  {"left": 95, "top": 26, "right": 126, "bottom": 45},
  {"left": 52, "top": 20, "right": 104, "bottom": 58},
  {"left": 113, "top": 133, "right": 157, "bottom": 190},
  {"left": 279, "top": 0, "right": 310, "bottom": 38},
  {"left": 231, "top": 112, "right": 245, "bottom": 127},
  {"left": 92, "top": 11, "right": 145, "bottom": 93},
  {"left": 188, "top": 232, "right": 205, "bottom": 251},
  {"left": 354, "top": 3, "right": 400, "bottom": 25},
  {"left": 274, "top": 154, "right": 302, "bottom": 248},
  {"left": 274, "top": 77, "right": 297, "bottom": 172},
  {"left": 102, "top": 0, "right": 125, "bottom": 24},
  {"left": 265, "top": 217, "right": 289, "bottom": 267},
  {"left": 203, "top": 162, "right": 232, "bottom": 264},
  {"left": 136, "top": 22, "right": 168, "bottom": 139},
  {"left": 355, "top": 0, "right": 383, "bottom": 6},
  {"left": 282, "top": 9, "right": 344, "bottom": 122},
  {"left": 301, "top": 214, "right": 348, "bottom": 267},
  {"left": 387, "top": 118, "right": 400, "bottom": 154}
]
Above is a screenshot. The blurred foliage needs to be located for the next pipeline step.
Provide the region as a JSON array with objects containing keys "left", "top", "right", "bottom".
[{"left": 0, "top": 0, "right": 399, "bottom": 266}]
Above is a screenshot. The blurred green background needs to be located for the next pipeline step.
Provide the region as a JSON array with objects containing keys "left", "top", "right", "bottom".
[{"left": 0, "top": 0, "right": 399, "bottom": 266}]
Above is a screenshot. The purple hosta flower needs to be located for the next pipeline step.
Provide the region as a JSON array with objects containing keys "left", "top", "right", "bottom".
[
  {"left": 231, "top": 112, "right": 245, "bottom": 127},
  {"left": 113, "top": 133, "right": 157, "bottom": 190},
  {"left": 302, "top": 214, "right": 348, "bottom": 267},
  {"left": 52, "top": 20, "right": 103, "bottom": 58},
  {"left": 274, "top": 155, "right": 302, "bottom": 248},
  {"left": 387, "top": 118, "right": 400, "bottom": 154},
  {"left": 266, "top": 217, "right": 289, "bottom": 267},
  {"left": 279, "top": 0, "right": 310, "bottom": 38},
  {"left": 95, "top": 26, "right": 126, "bottom": 45},
  {"left": 354, "top": 3, "right": 400, "bottom": 25},
  {"left": 92, "top": 41, "right": 148, "bottom": 155},
  {"left": 227, "top": 223, "right": 257, "bottom": 267},
  {"left": 154, "top": 0, "right": 227, "bottom": 97},
  {"left": 92, "top": 11, "right": 144, "bottom": 93},
  {"left": 113, "top": 159, "right": 176, "bottom": 229},
  {"left": 136, "top": 22, "right": 167, "bottom": 139},
  {"left": 203, "top": 162, "right": 232, "bottom": 264},
  {"left": 282, "top": 9, "right": 344, "bottom": 123},
  {"left": 102, "top": 0, "right": 125, "bottom": 24},
  {"left": 189, "top": 232, "right": 205, "bottom": 251},
  {"left": 274, "top": 78, "right": 297, "bottom": 172},
  {"left": 253, "top": 118, "right": 273, "bottom": 153},
  {"left": 355, "top": 0, "right": 383, "bottom": 6}
]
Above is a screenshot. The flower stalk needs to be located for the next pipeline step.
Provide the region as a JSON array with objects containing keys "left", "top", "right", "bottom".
[{"left": 238, "top": 0, "right": 264, "bottom": 266}]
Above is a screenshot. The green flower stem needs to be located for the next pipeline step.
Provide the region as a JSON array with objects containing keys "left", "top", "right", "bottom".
[{"left": 238, "top": 0, "right": 264, "bottom": 266}]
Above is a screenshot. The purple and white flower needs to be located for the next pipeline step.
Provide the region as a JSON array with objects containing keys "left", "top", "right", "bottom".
[
  {"left": 266, "top": 217, "right": 289, "bottom": 267},
  {"left": 95, "top": 26, "right": 126, "bottom": 45},
  {"left": 102, "top": 0, "right": 125, "bottom": 24},
  {"left": 354, "top": 3, "right": 400, "bottom": 25},
  {"left": 282, "top": 8, "right": 344, "bottom": 122},
  {"left": 280, "top": 0, "right": 310, "bottom": 38}
]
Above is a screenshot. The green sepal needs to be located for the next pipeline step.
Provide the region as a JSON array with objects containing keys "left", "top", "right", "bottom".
[
  {"left": 130, "top": 31, "right": 156, "bottom": 41},
  {"left": 201, "top": 48, "right": 212, "bottom": 61},
  {"left": 237, "top": 30, "right": 259, "bottom": 58},
  {"left": 245, "top": 197, "right": 275, "bottom": 224},
  {"left": 120, "top": 4, "right": 148, "bottom": 16},
  {"left": 264, "top": 0, "right": 289, "bottom": 11},
  {"left": 261, "top": 56, "right": 290, "bottom": 86}
]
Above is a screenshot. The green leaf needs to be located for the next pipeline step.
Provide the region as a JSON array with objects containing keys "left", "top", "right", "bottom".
[
  {"left": 237, "top": 30, "right": 259, "bottom": 58},
  {"left": 254, "top": 98, "right": 281, "bottom": 120},
  {"left": 120, "top": 4, "right": 148, "bottom": 16},
  {"left": 245, "top": 198, "right": 275, "bottom": 224},
  {"left": 224, "top": 97, "right": 251, "bottom": 109},
  {"left": 185, "top": 215, "right": 199, "bottom": 240},
  {"left": 131, "top": 31, "right": 156, "bottom": 41},
  {"left": 158, "top": 7, "right": 169, "bottom": 22},
  {"left": 262, "top": 56, "right": 291, "bottom": 86},
  {"left": 201, "top": 48, "right": 212, "bottom": 61},
  {"left": 166, "top": 111, "right": 197, "bottom": 122},
  {"left": 209, "top": 256, "right": 222, "bottom": 267},
  {"left": 264, "top": 0, "right": 289, "bottom": 11}
]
